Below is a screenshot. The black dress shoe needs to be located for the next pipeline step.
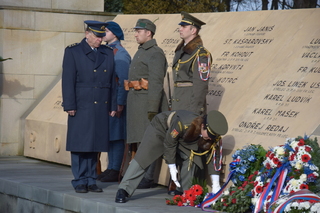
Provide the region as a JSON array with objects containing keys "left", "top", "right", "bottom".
[
  {"left": 97, "top": 169, "right": 111, "bottom": 180},
  {"left": 88, "top": 184, "right": 103, "bottom": 192},
  {"left": 75, "top": 184, "right": 88, "bottom": 193},
  {"left": 137, "top": 177, "right": 157, "bottom": 189},
  {"left": 100, "top": 169, "right": 120, "bottom": 182},
  {"left": 168, "top": 190, "right": 183, "bottom": 196},
  {"left": 115, "top": 189, "right": 128, "bottom": 203}
]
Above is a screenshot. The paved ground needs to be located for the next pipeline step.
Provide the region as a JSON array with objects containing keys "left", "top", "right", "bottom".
[{"left": 0, "top": 156, "right": 216, "bottom": 213}]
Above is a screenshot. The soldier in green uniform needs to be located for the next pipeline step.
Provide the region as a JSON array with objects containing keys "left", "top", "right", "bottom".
[
  {"left": 124, "top": 19, "right": 169, "bottom": 188},
  {"left": 171, "top": 11, "right": 212, "bottom": 115},
  {"left": 115, "top": 110, "right": 228, "bottom": 203}
]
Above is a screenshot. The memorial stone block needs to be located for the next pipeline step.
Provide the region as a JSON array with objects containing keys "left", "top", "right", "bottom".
[{"left": 24, "top": 9, "right": 320, "bottom": 183}]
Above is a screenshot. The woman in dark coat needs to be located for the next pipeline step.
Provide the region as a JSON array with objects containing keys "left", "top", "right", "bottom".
[{"left": 62, "top": 20, "right": 117, "bottom": 193}]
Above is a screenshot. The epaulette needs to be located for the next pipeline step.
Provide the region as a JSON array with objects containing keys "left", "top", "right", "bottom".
[{"left": 67, "top": 43, "right": 79, "bottom": 48}]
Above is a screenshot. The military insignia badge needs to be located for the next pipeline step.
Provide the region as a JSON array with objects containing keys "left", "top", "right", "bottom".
[
  {"left": 170, "top": 129, "right": 179, "bottom": 138},
  {"left": 198, "top": 56, "right": 211, "bottom": 81}
]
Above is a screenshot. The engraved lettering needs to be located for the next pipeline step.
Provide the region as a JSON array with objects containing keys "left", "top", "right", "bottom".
[
  {"left": 275, "top": 110, "right": 299, "bottom": 118},
  {"left": 233, "top": 39, "right": 273, "bottom": 45},
  {"left": 310, "top": 39, "right": 320, "bottom": 44},
  {"left": 297, "top": 67, "right": 308, "bottom": 72},
  {"left": 244, "top": 27, "right": 256, "bottom": 32},
  {"left": 309, "top": 67, "right": 320, "bottom": 73},
  {"left": 302, "top": 52, "right": 320, "bottom": 58},
  {"left": 257, "top": 25, "right": 275, "bottom": 32},
  {"left": 287, "top": 81, "right": 307, "bottom": 88},
  {"left": 252, "top": 108, "right": 272, "bottom": 115},
  {"left": 230, "top": 52, "right": 254, "bottom": 57},
  {"left": 273, "top": 80, "right": 286, "bottom": 86},
  {"left": 217, "top": 77, "right": 238, "bottom": 83},
  {"left": 207, "top": 90, "right": 224, "bottom": 96},
  {"left": 286, "top": 96, "right": 312, "bottom": 103},
  {"left": 264, "top": 94, "right": 284, "bottom": 101},
  {"left": 310, "top": 82, "right": 320, "bottom": 88},
  {"left": 265, "top": 125, "right": 289, "bottom": 132},
  {"left": 239, "top": 121, "right": 264, "bottom": 129}
]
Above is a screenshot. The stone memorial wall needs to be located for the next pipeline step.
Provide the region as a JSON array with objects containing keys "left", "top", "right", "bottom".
[{"left": 24, "top": 9, "right": 320, "bottom": 183}]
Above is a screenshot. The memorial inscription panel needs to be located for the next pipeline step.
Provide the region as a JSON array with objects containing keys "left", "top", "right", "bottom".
[{"left": 25, "top": 10, "right": 320, "bottom": 177}]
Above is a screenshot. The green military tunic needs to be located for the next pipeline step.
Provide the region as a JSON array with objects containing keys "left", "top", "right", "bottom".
[
  {"left": 126, "top": 39, "right": 168, "bottom": 143},
  {"left": 171, "top": 35, "right": 212, "bottom": 115}
]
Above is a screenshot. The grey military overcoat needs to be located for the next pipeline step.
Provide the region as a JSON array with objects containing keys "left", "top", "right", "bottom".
[{"left": 126, "top": 39, "right": 169, "bottom": 143}]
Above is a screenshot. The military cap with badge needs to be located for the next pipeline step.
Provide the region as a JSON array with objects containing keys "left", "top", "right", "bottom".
[
  {"left": 179, "top": 11, "right": 206, "bottom": 29},
  {"left": 133, "top": 19, "right": 156, "bottom": 34},
  {"left": 84, "top": 20, "right": 107, "bottom": 37}
]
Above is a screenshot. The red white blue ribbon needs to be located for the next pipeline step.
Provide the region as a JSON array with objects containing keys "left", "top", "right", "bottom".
[
  {"left": 254, "top": 165, "right": 288, "bottom": 213},
  {"left": 200, "top": 171, "right": 235, "bottom": 212},
  {"left": 268, "top": 189, "right": 320, "bottom": 213}
]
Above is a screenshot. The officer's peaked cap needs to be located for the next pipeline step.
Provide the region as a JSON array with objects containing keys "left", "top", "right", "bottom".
[
  {"left": 205, "top": 110, "right": 228, "bottom": 137},
  {"left": 84, "top": 20, "right": 107, "bottom": 37},
  {"left": 179, "top": 11, "right": 206, "bottom": 29}
]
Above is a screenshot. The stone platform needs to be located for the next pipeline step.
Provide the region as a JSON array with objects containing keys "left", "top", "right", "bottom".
[{"left": 0, "top": 156, "right": 213, "bottom": 213}]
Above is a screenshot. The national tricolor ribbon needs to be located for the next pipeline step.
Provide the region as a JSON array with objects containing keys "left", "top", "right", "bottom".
[
  {"left": 268, "top": 189, "right": 320, "bottom": 213},
  {"left": 200, "top": 170, "right": 235, "bottom": 212},
  {"left": 254, "top": 164, "right": 288, "bottom": 213}
]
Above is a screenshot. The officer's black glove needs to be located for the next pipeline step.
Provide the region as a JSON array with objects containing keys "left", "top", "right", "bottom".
[{"left": 148, "top": 112, "right": 157, "bottom": 121}]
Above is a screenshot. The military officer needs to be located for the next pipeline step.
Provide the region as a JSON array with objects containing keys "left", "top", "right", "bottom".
[
  {"left": 115, "top": 110, "right": 228, "bottom": 203},
  {"left": 171, "top": 11, "right": 212, "bottom": 115},
  {"left": 62, "top": 20, "right": 117, "bottom": 193}
]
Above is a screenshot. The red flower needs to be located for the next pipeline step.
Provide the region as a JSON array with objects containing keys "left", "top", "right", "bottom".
[
  {"left": 177, "top": 201, "right": 183, "bottom": 206},
  {"left": 298, "top": 139, "right": 305, "bottom": 146},
  {"left": 273, "top": 158, "right": 279, "bottom": 164},
  {"left": 269, "top": 153, "right": 275, "bottom": 160},
  {"left": 300, "top": 184, "right": 309, "bottom": 190},
  {"left": 166, "top": 200, "right": 171, "bottom": 205},
  {"left": 289, "top": 154, "right": 295, "bottom": 161},
  {"left": 305, "top": 146, "right": 312, "bottom": 152},
  {"left": 191, "top": 184, "right": 203, "bottom": 196},
  {"left": 266, "top": 163, "right": 271, "bottom": 170},
  {"left": 173, "top": 195, "right": 182, "bottom": 202},
  {"left": 242, "top": 181, "right": 248, "bottom": 187},
  {"left": 301, "top": 154, "right": 311, "bottom": 162},
  {"left": 232, "top": 198, "right": 237, "bottom": 204},
  {"left": 189, "top": 200, "right": 195, "bottom": 206},
  {"left": 267, "top": 195, "right": 271, "bottom": 200},
  {"left": 277, "top": 162, "right": 282, "bottom": 168},
  {"left": 223, "top": 203, "right": 228, "bottom": 206},
  {"left": 255, "top": 185, "right": 263, "bottom": 194}
]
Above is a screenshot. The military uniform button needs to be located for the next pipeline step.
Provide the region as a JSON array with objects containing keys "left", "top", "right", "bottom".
[
  {"left": 176, "top": 99, "right": 180, "bottom": 102},
  {"left": 94, "top": 70, "right": 97, "bottom": 72},
  {"left": 104, "top": 70, "right": 107, "bottom": 72},
  {"left": 94, "top": 101, "right": 98, "bottom": 104},
  {"left": 105, "top": 101, "right": 108, "bottom": 103}
]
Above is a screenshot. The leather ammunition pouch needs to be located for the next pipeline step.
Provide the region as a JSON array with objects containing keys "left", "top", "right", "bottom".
[{"left": 124, "top": 78, "right": 148, "bottom": 91}]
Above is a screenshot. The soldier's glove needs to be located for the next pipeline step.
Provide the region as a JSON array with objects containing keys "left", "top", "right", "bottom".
[
  {"left": 210, "top": 174, "right": 221, "bottom": 194},
  {"left": 168, "top": 164, "right": 181, "bottom": 188},
  {"left": 148, "top": 112, "right": 157, "bottom": 121}
]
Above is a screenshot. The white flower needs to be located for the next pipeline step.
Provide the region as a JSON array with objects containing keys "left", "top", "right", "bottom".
[
  {"left": 310, "top": 202, "right": 320, "bottom": 212},
  {"left": 291, "top": 179, "right": 298, "bottom": 186},
  {"left": 300, "top": 201, "right": 310, "bottom": 210},
  {"left": 295, "top": 162, "right": 303, "bottom": 169},
  {"left": 223, "top": 189, "right": 230, "bottom": 196},
  {"left": 300, "top": 174, "right": 307, "bottom": 181},
  {"left": 251, "top": 197, "right": 258, "bottom": 205},
  {"left": 290, "top": 141, "right": 299, "bottom": 149},
  {"left": 276, "top": 147, "right": 285, "bottom": 155}
]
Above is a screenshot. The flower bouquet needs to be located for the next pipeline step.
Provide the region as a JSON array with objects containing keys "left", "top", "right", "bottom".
[
  {"left": 166, "top": 179, "right": 208, "bottom": 207},
  {"left": 210, "top": 136, "right": 320, "bottom": 213}
]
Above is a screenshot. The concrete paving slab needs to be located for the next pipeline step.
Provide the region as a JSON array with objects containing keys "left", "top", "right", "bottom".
[{"left": 0, "top": 156, "right": 212, "bottom": 213}]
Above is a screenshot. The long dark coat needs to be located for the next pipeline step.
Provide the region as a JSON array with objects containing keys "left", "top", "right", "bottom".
[
  {"left": 62, "top": 38, "right": 117, "bottom": 152},
  {"left": 126, "top": 39, "right": 169, "bottom": 143},
  {"left": 171, "top": 35, "right": 212, "bottom": 115}
]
